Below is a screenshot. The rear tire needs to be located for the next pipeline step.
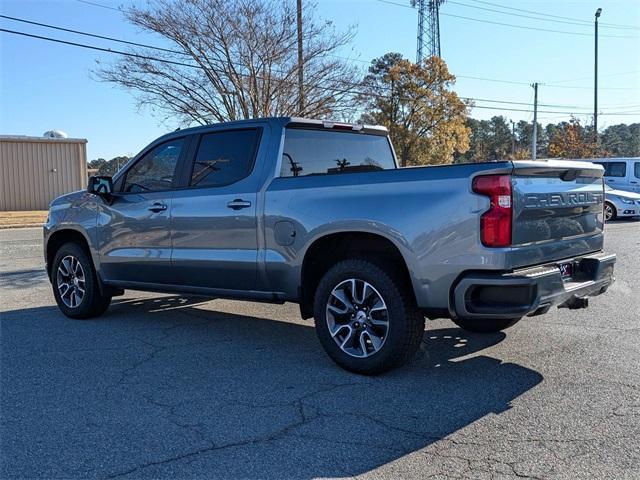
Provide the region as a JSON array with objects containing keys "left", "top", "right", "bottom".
[
  {"left": 51, "top": 242, "right": 111, "bottom": 319},
  {"left": 452, "top": 316, "right": 521, "bottom": 333},
  {"left": 313, "top": 259, "right": 425, "bottom": 375},
  {"left": 604, "top": 202, "right": 616, "bottom": 222}
]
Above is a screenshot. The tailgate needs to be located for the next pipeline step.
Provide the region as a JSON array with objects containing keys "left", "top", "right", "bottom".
[{"left": 510, "top": 159, "right": 605, "bottom": 267}]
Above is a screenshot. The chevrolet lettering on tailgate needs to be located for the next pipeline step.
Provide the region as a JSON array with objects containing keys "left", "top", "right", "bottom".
[{"left": 524, "top": 191, "right": 604, "bottom": 209}]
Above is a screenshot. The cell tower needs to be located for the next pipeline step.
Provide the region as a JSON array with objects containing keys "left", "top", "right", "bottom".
[{"left": 411, "top": 0, "right": 446, "bottom": 63}]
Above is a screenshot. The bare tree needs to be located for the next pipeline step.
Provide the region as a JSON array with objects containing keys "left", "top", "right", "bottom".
[{"left": 97, "top": 0, "right": 358, "bottom": 125}]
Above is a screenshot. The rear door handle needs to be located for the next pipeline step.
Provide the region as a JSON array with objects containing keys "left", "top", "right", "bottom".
[
  {"left": 148, "top": 202, "right": 167, "bottom": 213},
  {"left": 227, "top": 199, "right": 252, "bottom": 210}
]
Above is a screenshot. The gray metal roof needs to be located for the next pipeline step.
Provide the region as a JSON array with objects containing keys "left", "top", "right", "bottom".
[{"left": 0, "top": 135, "right": 87, "bottom": 144}]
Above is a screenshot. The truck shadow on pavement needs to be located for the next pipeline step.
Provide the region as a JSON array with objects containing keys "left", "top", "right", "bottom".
[{"left": 1, "top": 295, "right": 543, "bottom": 479}]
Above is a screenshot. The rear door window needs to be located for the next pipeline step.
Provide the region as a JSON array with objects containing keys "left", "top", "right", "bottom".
[
  {"left": 189, "top": 129, "right": 260, "bottom": 187},
  {"left": 281, "top": 129, "right": 396, "bottom": 177},
  {"left": 597, "top": 161, "right": 627, "bottom": 178},
  {"left": 634, "top": 162, "right": 640, "bottom": 179}
]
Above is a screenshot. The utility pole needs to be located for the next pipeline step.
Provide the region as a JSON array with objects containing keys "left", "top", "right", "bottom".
[
  {"left": 531, "top": 82, "right": 539, "bottom": 160},
  {"left": 510, "top": 119, "right": 516, "bottom": 157},
  {"left": 594, "top": 8, "right": 602, "bottom": 145},
  {"left": 296, "top": 0, "right": 304, "bottom": 115}
]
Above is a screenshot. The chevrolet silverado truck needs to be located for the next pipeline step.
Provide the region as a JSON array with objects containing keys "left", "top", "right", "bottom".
[{"left": 44, "top": 117, "right": 616, "bottom": 374}]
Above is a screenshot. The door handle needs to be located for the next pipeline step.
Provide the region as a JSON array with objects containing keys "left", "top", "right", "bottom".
[
  {"left": 148, "top": 202, "right": 167, "bottom": 213},
  {"left": 227, "top": 199, "right": 252, "bottom": 210}
]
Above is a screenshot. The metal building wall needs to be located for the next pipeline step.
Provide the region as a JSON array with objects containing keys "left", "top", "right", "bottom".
[{"left": 0, "top": 136, "right": 87, "bottom": 211}]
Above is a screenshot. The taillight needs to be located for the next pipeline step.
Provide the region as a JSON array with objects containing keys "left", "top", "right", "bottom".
[{"left": 472, "top": 174, "right": 512, "bottom": 247}]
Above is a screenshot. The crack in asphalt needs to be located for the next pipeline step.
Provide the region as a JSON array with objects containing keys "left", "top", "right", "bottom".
[
  {"left": 95, "top": 307, "right": 369, "bottom": 479},
  {"left": 6, "top": 228, "right": 640, "bottom": 479},
  {"left": 6, "top": 285, "right": 640, "bottom": 480},
  {"left": 87, "top": 304, "right": 639, "bottom": 479},
  {"left": 415, "top": 430, "right": 640, "bottom": 480},
  {"left": 105, "top": 309, "right": 215, "bottom": 391},
  {"left": 102, "top": 382, "right": 362, "bottom": 479}
]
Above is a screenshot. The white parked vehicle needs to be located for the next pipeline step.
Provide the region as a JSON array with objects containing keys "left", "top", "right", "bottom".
[
  {"left": 604, "top": 184, "right": 640, "bottom": 221},
  {"left": 589, "top": 158, "right": 640, "bottom": 194}
]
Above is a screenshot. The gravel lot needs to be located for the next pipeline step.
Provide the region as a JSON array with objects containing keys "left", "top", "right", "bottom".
[{"left": 1, "top": 224, "right": 639, "bottom": 479}]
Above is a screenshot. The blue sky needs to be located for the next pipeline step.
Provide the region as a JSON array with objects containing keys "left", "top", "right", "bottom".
[{"left": 1, "top": 0, "right": 639, "bottom": 160}]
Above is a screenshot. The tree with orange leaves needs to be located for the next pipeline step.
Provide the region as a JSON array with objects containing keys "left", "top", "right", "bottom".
[
  {"left": 548, "top": 118, "right": 599, "bottom": 159},
  {"left": 359, "top": 54, "right": 470, "bottom": 166}
]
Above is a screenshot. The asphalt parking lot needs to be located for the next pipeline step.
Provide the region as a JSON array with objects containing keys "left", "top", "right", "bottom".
[{"left": 1, "top": 223, "right": 639, "bottom": 480}]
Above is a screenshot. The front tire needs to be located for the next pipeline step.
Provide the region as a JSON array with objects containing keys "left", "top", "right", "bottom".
[
  {"left": 452, "top": 316, "right": 521, "bottom": 333},
  {"left": 313, "top": 259, "right": 425, "bottom": 375},
  {"left": 51, "top": 242, "right": 111, "bottom": 319}
]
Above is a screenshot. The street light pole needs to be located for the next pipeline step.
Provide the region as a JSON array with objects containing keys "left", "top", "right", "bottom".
[
  {"left": 531, "top": 82, "right": 539, "bottom": 160},
  {"left": 594, "top": 7, "right": 602, "bottom": 145}
]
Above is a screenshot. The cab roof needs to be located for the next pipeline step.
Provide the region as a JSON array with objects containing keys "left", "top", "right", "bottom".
[{"left": 161, "top": 117, "right": 388, "bottom": 140}]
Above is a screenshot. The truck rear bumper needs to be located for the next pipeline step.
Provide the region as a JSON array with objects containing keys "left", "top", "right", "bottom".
[{"left": 451, "top": 252, "right": 616, "bottom": 320}]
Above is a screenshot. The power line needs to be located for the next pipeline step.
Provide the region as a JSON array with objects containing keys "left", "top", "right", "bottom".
[
  {"left": 467, "top": 0, "right": 640, "bottom": 31},
  {"left": 455, "top": 74, "right": 637, "bottom": 91},
  {"left": 464, "top": 104, "right": 638, "bottom": 116},
  {"left": 0, "top": 15, "right": 617, "bottom": 106},
  {"left": 0, "top": 28, "right": 200, "bottom": 68},
  {"left": 442, "top": 12, "right": 637, "bottom": 39},
  {"left": 599, "top": 104, "right": 640, "bottom": 111},
  {"left": 0, "top": 27, "right": 592, "bottom": 111},
  {"left": 0, "top": 14, "right": 185, "bottom": 56},
  {"left": 71, "top": 1, "right": 413, "bottom": 68},
  {"left": 71, "top": 0, "right": 640, "bottom": 91},
  {"left": 75, "top": 0, "right": 121, "bottom": 12},
  {"left": 461, "top": 97, "right": 594, "bottom": 111},
  {"left": 373, "top": 0, "right": 639, "bottom": 38},
  {"left": 449, "top": 0, "right": 594, "bottom": 29},
  {"left": 1, "top": 27, "right": 638, "bottom": 117},
  {"left": 373, "top": 0, "right": 415, "bottom": 10},
  {"left": 455, "top": 74, "right": 529, "bottom": 85},
  {"left": 0, "top": 14, "right": 365, "bottom": 84},
  {"left": 544, "top": 83, "right": 637, "bottom": 91},
  {"left": 0, "top": 13, "right": 399, "bottom": 94},
  {"left": 599, "top": 103, "right": 640, "bottom": 108},
  {"left": 546, "top": 70, "right": 640, "bottom": 85},
  {"left": 22, "top": 9, "right": 635, "bottom": 91},
  {"left": 449, "top": 0, "right": 640, "bottom": 31},
  {"left": 4, "top": 12, "right": 639, "bottom": 98}
]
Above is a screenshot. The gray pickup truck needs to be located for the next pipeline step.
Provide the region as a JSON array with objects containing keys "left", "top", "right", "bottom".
[{"left": 44, "top": 117, "right": 615, "bottom": 374}]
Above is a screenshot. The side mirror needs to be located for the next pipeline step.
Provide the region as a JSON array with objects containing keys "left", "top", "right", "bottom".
[{"left": 87, "top": 175, "right": 113, "bottom": 196}]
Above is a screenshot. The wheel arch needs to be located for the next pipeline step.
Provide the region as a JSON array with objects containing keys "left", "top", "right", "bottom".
[
  {"left": 298, "top": 230, "right": 417, "bottom": 319},
  {"left": 46, "top": 228, "right": 94, "bottom": 280}
]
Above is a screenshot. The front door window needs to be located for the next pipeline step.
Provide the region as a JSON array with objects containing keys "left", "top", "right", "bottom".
[{"left": 123, "top": 139, "right": 184, "bottom": 193}]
